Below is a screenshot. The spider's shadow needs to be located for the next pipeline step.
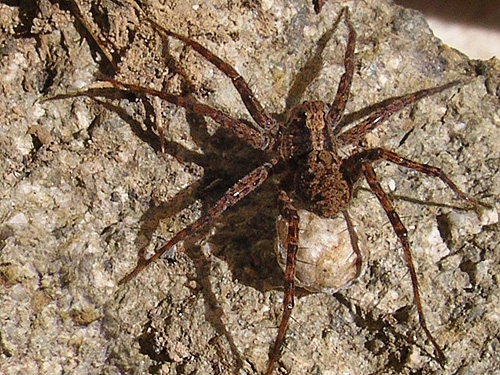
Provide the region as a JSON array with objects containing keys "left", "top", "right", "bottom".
[
  {"left": 89, "top": 18, "right": 350, "bottom": 372},
  {"left": 60, "top": 6, "right": 447, "bottom": 371},
  {"left": 57, "top": 2, "right": 427, "bottom": 295},
  {"left": 125, "top": 9, "right": 366, "bottom": 293}
]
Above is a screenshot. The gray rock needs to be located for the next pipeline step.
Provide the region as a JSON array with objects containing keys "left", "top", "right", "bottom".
[{"left": 1, "top": 1, "right": 498, "bottom": 374}]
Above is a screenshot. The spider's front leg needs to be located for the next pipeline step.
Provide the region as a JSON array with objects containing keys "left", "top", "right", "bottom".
[
  {"left": 107, "top": 16, "right": 282, "bottom": 152},
  {"left": 109, "top": 80, "right": 272, "bottom": 151},
  {"left": 266, "top": 190, "right": 300, "bottom": 375},
  {"left": 337, "top": 81, "right": 460, "bottom": 146},
  {"left": 145, "top": 17, "right": 278, "bottom": 136},
  {"left": 326, "top": 7, "right": 356, "bottom": 131}
]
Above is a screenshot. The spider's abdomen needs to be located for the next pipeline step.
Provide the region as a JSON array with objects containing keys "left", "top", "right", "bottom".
[{"left": 296, "top": 150, "right": 351, "bottom": 218}]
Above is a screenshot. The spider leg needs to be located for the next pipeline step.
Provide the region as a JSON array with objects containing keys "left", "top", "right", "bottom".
[
  {"left": 313, "top": 0, "right": 328, "bottom": 14},
  {"left": 350, "top": 148, "right": 482, "bottom": 207},
  {"left": 266, "top": 190, "right": 300, "bottom": 375},
  {"left": 326, "top": 7, "right": 356, "bottom": 131},
  {"left": 66, "top": 0, "right": 118, "bottom": 72},
  {"left": 351, "top": 145, "right": 483, "bottom": 362},
  {"left": 146, "top": 18, "right": 278, "bottom": 135},
  {"left": 361, "top": 162, "right": 445, "bottom": 363},
  {"left": 338, "top": 81, "right": 460, "bottom": 147},
  {"left": 119, "top": 159, "right": 277, "bottom": 285},
  {"left": 109, "top": 79, "right": 273, "bottom": 151},
  {"left": 342, "top": 209, "right": 364, "bottom": 278}
]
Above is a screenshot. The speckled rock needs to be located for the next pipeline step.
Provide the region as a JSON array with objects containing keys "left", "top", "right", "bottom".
[{"left": 1, "top": 1, "right": 499, "bottom": 375}]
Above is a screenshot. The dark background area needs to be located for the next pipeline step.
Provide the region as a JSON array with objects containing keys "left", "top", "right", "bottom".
[
  {"left": 395, "top": 0, "right": 500, "bottom": 29},
  {"left": 394, "top": 0, "right": 500, "bottom": 58}
]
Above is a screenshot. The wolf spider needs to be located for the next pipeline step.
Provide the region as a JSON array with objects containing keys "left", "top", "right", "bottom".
[{"left": 108, "top": 7, "right": 481, "bottom": 375}]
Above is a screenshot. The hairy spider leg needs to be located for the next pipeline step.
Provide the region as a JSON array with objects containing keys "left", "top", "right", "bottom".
[
  {"left": 362, "top": 163, "right": 445, "bottom": 362},
  {"left": 326, "top": 7, "right": 356, "bottom": 132},
  {"left": 313, "top": 0, "right": 328, "bottom": 14},
  {"left": 337, "top": 81, "right": 460, "bottom": 146},
  {"left": 265, "top": 9, "right": 355, "bottom": 371},
  {"left": 119, "top": 160, "right": 277, "bottom": 284},
  {"left": 347, "top": 148, "right": 481, "bottom": 207},
  {"left": 264, "top": 10, "right": 356, "bottom": 372},
  {"left": 67, "top": 0, "right": 118, "bottom": 72},
  {"left": 146, "top": 18, "right": 278, "bottom": 136},
  {"left": 342, "top": 209, "right": 364, "bottom": 277},
  {"left": 109, "top": 80, "right": 273, "bottom": 151},
  {"left": 266, "top": 205, "right": 365, "bottom": 375},
  {"left": 266, "top": 190, "right": 300, "bottom": 375},
  {"left": 342, "top": 147, "right": 481, "bottom": 363},
  {"left": 54, "top": 3, "right": 485, "bottom": 373}
]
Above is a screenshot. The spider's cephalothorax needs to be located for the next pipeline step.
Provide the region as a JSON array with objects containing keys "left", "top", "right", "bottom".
[
  {"left": 280, "top": 101, "right": 351, "bottom": 218},
  {"left": 91, "top": 7, "right": 484, "bottom": 375}
]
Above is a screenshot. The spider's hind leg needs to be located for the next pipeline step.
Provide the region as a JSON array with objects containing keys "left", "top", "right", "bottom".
[
  {"left": 119, "top": 160, "right": 277, "bottom": 284},
  {"left": 350, "top": 145, "right": 483, "bottom": 363},
  {"left": 361, "top": 162, "right": 446, "bottom": 363},
  {"left": 266, "top": 190, "right": 300, "bottom": 375}
]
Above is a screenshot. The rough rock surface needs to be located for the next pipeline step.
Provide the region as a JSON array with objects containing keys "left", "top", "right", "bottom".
[{"left": 1, "top": 1, "right": 499, "bottom": 374}]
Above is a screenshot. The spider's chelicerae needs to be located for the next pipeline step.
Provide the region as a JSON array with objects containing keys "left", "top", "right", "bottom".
[{"left": 108, "top": 7, "right": 483, "bottom": 375}]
